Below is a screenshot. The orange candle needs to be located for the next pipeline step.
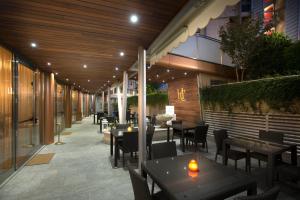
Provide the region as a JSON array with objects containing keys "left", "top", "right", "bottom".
[{"left": 188, "top": 159, "right": 199, "bottom": 172}]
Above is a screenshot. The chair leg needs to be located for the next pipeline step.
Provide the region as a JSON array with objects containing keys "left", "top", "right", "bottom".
[
  {"left": 194, "top": 142, "right": 197, "bottom": 152},
  {"left": 234, "top": 160, "right": 237, "bottom": 170},
  {"left": 151, "top": 180, "right": 155, "bottom": 195},
  {"left": 258, "top": 160, "right": 261, "bottom": 167},
  {"left": 215, "top": 153, "right": 218, "bottom": 162}
]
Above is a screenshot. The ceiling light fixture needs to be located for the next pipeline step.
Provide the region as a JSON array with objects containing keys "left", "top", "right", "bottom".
[
  {"left": 55, "top": 72, "right": 58, "bottom": 75},
  {"left": 184, "top": 72, "right": 187, "bottom": 76},
  {"left": 88, "top": 80, "right": 90, "bottom": 82},
  {"left": 130, "top": 14, "right": 139, "bottom": 23},
  {"left": 30, "top": 42, "right": 37, "bottom": 48},
  {"left": 156, "top": 74, "right": 159, "bottom": 78},
  {"left": 172, "top": 77, "right": 175, "bottom": 80},
  {"left": 107, "top": 80, "right": 110, "bottom": 83},
  {"left": 83, "top": 64, "right": 87, "bottom": 68},
  {"left": 148, "top": 78, "right": 151, "bottom": 81},
  {"left": 166, "top": 69, "right": 170, "bottom": 73},
  {"left": 115, "top": 67, "right": 119, "bottom": 71},
  {"left": 162, "top": 80, "right": 165, "bottom": 83},
  {"left": 113, "top": 75, "right": 116, "bottom": 78},
  {"left": 47, "top": 62, "right": 51, "bottom": 66},
  {"left": 120, "top": 52, "right": 124, "bottom": 57},
  {"left": 66, "top": 78, "right": 69, "bottom": 81},
  {"left": 73, "top": 83, "right": 76, "bottom": 85}
]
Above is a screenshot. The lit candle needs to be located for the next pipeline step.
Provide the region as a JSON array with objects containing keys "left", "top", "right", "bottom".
[
  {"left": 127, "top": 126, "right": 132, "bottom": 132},
  {"left": 188, "top": 159, "right": 199, "bottom": 172}
]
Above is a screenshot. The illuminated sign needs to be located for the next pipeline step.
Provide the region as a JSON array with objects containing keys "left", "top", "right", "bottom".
[{"left": 177, "top": 88, "right": 186, "bottom": 102}]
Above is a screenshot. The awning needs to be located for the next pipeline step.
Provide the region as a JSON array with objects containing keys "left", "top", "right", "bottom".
[{"left": 149, "top": 0, "right": 240, "bottom": 66}]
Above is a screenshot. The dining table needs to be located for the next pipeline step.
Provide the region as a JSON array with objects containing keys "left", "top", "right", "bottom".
[
  {"left": 223, "top": 137, "right": 297, "bottom": 187},
  {"left": 142, "top": 153, "right": 257, "bottom": 200},
  {"left": 110, "top": 128, "right": 138, "bottom": 168},
  {"left": 172, "top": 124, "right": 197, "bottom": 152}
]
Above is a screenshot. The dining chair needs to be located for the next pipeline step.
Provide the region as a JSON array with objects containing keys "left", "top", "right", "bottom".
[
  {"left": 128, "top": 165, "right": 169, "bottom": 200},
  {"left": 251, "top": 130, "right": 284, "bottom": 167},
  {"left": 116, "top": 124, "right": 129, "bottom": 129},
  {"left": 146, "top": 125, "right": 155, "bottom": 160},
  {"left": 186, "top": 125, "right": 209, "bottom": 152},
  {"left": 171, "top": 120, "right": 182, "bottom": 141},
  {"left": 119, "top": 131, "right": 138, "bottom": 167},
  {"left": 213, "top": 129, "right": 247, "bottom": 170},
  {"left": 234, "top": 186, "right": 280, "bottom": 200},
  {"left": 151, "top": 141, "right": 177, "bottom": 194}
]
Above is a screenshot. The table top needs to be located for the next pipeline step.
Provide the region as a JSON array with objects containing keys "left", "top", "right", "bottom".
[
  {"left": 142, "top": 153, "right": 256, "bottom": 200},
  {"left": 224, "top": 137, "right": 296, "bottom": 155},
  {"left": 111, "top": 128, "right": 138, "bottom": 138}
]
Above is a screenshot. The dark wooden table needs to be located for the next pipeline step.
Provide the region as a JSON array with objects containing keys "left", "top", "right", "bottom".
[
  {"left": 142, "top": 153, "right": 257, "bottom": 200},
  {"left": 172, "top": 124, "right": 196, "bottom": 152},
  {"left": 110, "top": 128, "right": 138, "bottom": 168},
  {"left": 223, "top": 137, "right": 297, "bottom": 186}
]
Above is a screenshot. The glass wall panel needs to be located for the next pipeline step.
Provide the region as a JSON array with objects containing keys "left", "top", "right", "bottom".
[
  {"left": 16, "top": 64, "right": 40, "bottom": 167},
  {"left": 0, "top": 47, "right": 13, "bottom": 181},
  {"left": 55, "top": 84, "right": 65, "bottom": 134},
  {"left": 71, "top": 90, "right": 78, "bottom": 122}
]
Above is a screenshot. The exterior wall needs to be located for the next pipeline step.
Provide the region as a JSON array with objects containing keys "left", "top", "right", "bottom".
[{"left": 285, "top": 0, "right": 300, "bottom": 41}]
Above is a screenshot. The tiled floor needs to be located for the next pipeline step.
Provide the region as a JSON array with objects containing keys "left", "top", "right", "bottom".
[{"left": 0, "top": 117, "right": 298, "bottom": 200}]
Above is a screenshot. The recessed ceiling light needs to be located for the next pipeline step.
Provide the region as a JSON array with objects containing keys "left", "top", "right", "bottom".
[
  {"left": 113, "top": 75, "right": 116, "bottom": 78},
  {"left": 55, "top": 72, "right": 58, "bottom": 75},
  {"left": 115, "top": 67, "right": 119, "bottom": 71},
  {"left": 130, "top": 14, "right": 138, "bottom": 23},
  {"left": 148, "top": 78, "right": 151, "bottom": 81},
  {"left": 73, "top": 83, "right": 76, "bottom": 85},
  {"left": 88, "top": 80, "right": 90, "bottom": 82},
  {"left": 83, "top": 64, "right": 87, "bottom": 68},
  {"left": 156, "top": 74, "right": 159, "bottom": 78},
  {"left": 184, "top": 72, "right": 187, "bottom": 76},
  {"left": 79, "top": 85, "right": 81, "bottom": 88},
  {"left": 162, "top": 80, "right": 165, "bottom": 83},
  {"left": 104, "top": 84, "right": 106, "bottom": 86},
  {"left": 107, "top": 80, "right": 110, "bottom": 83},
  {"left": 47, "top": 62, "right": 51, "bottom": 66},
  {"left": 30, "top": 42, "right": 37, "bottom": 48},
  {"left": 120, "top": 52, "right": 124, "bottom": 57},
  {"left": 172, "top": 77, "right": 175, "bottom": 80},
  {"left": 166, "top": 69, "right": 170, "bottom": 73},
  {"left": 66, "top": 78, "right": 69, "bottom": 81}
]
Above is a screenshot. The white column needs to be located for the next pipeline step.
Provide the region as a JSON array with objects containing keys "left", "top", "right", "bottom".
[
  {"left": 138, "top": 47, "right": 146, "bottom": 171},
  {"left": 102, "top": 91, "right": 105, "bottom": 112},
  {"left": 107, "top": 87, "right": 111, "bottom": 115},
  {"left": 117, "top": 84, "right": 123, "bottom": 122},
  {"left": 122, "top": 71, "right": 128, "bottom": 124}
]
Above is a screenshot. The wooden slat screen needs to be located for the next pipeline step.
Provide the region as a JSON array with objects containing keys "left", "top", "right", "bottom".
[{"left": 204, "top": 110, "right": 300, "bottom": 154}]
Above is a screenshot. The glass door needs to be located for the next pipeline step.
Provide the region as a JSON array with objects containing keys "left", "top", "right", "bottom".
[{"left": 55, "top": 84, "right": 65, "bottom": 134}]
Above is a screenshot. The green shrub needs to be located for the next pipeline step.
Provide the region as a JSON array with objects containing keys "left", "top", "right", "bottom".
[
  {"left": 284, "top": 41, "right": 300, "bottom": 74},
  {"left": 127, "top": 92, "right": 169, "bottom": 107},
  {"left": 246, "top": 32, "right": 292, "bottom": 79},
  {"left": 201, "top": 75, "right": 300, "bottom": 113}
]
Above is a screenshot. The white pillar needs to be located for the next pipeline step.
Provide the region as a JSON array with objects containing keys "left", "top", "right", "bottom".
[
  {"left": 122, "top": 71, "right": 128, "bottom": 124},
  {"left": 117, "top": 84, "right": 123, "bottom": 123},
  {"left": 138, "top": 47, "right": 146, "bottom": 171},
  {"left": 102, "top": 91, "right": 105, "bottom": 112},
  {"left": 107, "top": 87, "right": 111, "bottom": 116}
]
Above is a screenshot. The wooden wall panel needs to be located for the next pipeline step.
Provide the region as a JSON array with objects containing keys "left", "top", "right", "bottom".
[
  {"left": 64, "top": 85, "right": 72, "bottom": 128},
  {"left": 76, "top": 91, "right": 82, "bottom": 121},
  {"left": 43, "top": 73, "right": 54, "bottom": 144},
  {"left": 168, "top": 76, "right": 201, "bottom": 126},
  {"left": 0, "top": 46, "right": 13, "bottom": 170},
  {"left": 71, "top": 90, "right": 78, "bottom": 122}
]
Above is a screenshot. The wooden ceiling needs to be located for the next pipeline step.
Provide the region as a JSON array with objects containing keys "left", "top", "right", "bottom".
[{"left": 0, "top": 0, "right": 188, "bottom": 92}]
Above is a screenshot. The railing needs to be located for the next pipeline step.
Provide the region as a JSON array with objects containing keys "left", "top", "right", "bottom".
[{"left": 204, "top": 110, "right": 300, "bottom": 154}]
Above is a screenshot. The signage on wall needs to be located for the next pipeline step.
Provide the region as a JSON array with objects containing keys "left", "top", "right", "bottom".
[{"left": 177, "top": 88, "right": 186, "bottom": 102}]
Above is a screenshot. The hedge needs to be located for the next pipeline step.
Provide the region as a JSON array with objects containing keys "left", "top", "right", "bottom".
[
  {"left": 200, "top": 75, "right": 300, "bottom": 113},
  {"left": 127, "top": 93, "right": 169, "bottom": 107}
]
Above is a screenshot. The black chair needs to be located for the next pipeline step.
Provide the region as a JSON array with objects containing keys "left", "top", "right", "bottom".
[
  {"left": 171, "top": 120, "right": 182, "bottom": 141},
  {"left": 277, "top": 165, "right": 300, "bottom": 188},
  {"left": 151, "top": 141, "right": 177, "bottom": 194},
  {"left": 106, "top": 116, "right": 115, "bottom": 127},
  {"left": 213, "top": 129, "right": 247, "bottom": 170},
  {"left": 251, "top": 130, "right": 284, "bottom": 167},
  {"left": 119, "top": 131, "right": 138, "bottom": 167},
  {"left": 186, "top": 125, "right": 209, "bottom": 152},
  {"left": 150, "top": 115, "right": 156, "bottom": 125},
  {"left": 234, "top": 186, "right": 280, "bottom": 200},
  {"left": 146, "top": 125, "right": 155, "bottom": 159},
  {"left": 116, "top": 124, "right": 129, "bottom": 129},
  {"left": 128, "top": 165, "right": 168, "bottom": 200}
]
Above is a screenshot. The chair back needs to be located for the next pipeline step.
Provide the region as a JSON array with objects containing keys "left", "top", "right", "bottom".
[
  {"left": 128, "top": 165, "right": 151, "bottom": 200},
  {"left": 106, "top": 116, "right": 115, "bottom": 124},
  {"left": 235, "top": 186, "right": 280, "bottom": 200},
  {"left": 194, "top": 125, "right": 209, "bottom": 142},
  {"left": 116, "top": 124, "right": 129, "bottom": 129},
  {"left": 151, "top": 142, "right": 177, "bottom": 159},
  {"left": 146, "top": 125, "right": 155, "bottom": 147},
  {"left": 123, "top": 131, "right": 138, "bottom": 152},
  {"left": 213, "top": 129, "right": 228, "bottom": 153},
  {"left": 259, "top": 130, "right": 284, "bottom": 144},
  {"left": 150, "top": 115, "right": 156, "bottom": 125}
]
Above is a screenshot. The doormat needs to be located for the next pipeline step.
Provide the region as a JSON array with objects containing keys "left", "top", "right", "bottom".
[
  {"left": 26, "top": 153, "right": 55, "bottom": 166},
  {"left": 61, "top": 132, "right": 72, "bottom": 136}
]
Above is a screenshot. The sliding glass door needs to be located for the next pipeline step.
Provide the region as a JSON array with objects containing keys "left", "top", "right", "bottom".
[{"left": 0, "top": 47, "right": 13, "bottom": 182}]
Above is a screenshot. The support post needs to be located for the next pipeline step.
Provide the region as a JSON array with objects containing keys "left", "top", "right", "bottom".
[
  {"left": 107, "top": 87, "right": 111, "bottom": 116},
  {"left": 102, "top": 91, "right": 105, "bottom": 112},
  {"left": 122, "top": 71, "right": 128, "bottom": 124},
  {"left": 138, "top": 47, "right": 147, "bottom": 171},
  {"left": 117, "top": 84, "right": 123, "bottom": 123}
]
